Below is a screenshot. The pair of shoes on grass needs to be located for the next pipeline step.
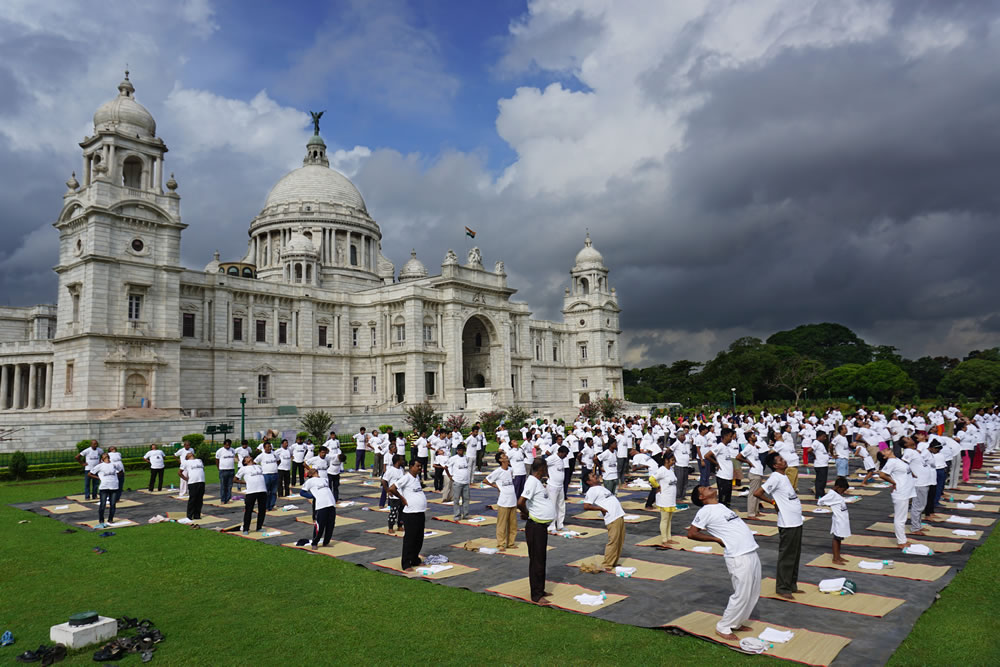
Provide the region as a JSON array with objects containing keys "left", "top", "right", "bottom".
[{"left": 16, "top": 643, "right": 66, "bottom": 664}]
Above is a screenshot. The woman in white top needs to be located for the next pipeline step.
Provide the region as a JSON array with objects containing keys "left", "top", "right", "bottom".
[
  {"left": 864, "top": 447, "right": 920, "bottom": 547},
  {"left": 833, "top": 426, "right": 851, "bottom": 477},
  {"left": 811, "top": 432, "right": 831, "bottom": 500},
  {"left": 651, "top": 450, "right": 678, "bottom": 546},
  {"left": 235, "top": 456, "right": 268, "bottom": 534},
  {"left": 390, "top": 459, "right": 428, "bottom": 571},
  {"left": 107, "top": 446, "right": 125, "bottom": 503},
  {"left": 179, "top": 452, "right": 206, "bottom": 521},
  {"left": 300, "top": 468, "right": 337, "bottom": 547},
  {"left": 485, "top": 452, "right": 517, "bottom": 550},
  {"left": 89, "top": 453, "right": 120, "bottom": 528}
]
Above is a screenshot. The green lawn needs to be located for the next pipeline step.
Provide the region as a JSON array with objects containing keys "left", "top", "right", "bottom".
[{"left": 0, "top": 472, "right": 996, "bottom": 665}]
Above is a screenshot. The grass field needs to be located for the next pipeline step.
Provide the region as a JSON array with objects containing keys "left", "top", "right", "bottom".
[{"left": 1, "top": 469, "right": 997, "bottom": 666}]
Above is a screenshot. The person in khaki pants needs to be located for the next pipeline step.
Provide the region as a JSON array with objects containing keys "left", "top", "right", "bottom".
[
  {"left": 485, "top": 452, "right": 518, "bottom": 549},
  {"left": 583, "top": 470, "right": 627, "bottom": 571}
]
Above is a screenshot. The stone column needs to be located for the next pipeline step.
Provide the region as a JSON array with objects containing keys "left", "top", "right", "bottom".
[
  {"left": 119, "top": 369, "right": 127, "bottom": 408},
  {"left": 45, "top": 363, "right": 53, "bottom": 408},
  {"left": 0, "top": 364, "right": 8, "bottom": 410},
  {"left": 273, "top": 305, "right": 279, "bottom": 349},
  {"left": 150, "top": 368, "right": 157, "bottom": 409},
  {"left": 12, "top": 364, "right": 23, "bottom": 409},
  {"left": 26, "top": 363, "right": 37, "bottom": 409},
  {"left": 108, "top": 145, "right": 116, "bottom": 182}
]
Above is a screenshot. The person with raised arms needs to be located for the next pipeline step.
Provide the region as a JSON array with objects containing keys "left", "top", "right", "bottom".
[{"left": 687, "top": 484, "right": 762, "bottom": 641}]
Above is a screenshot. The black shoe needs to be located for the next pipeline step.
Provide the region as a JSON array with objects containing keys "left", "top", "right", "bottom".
[{"left": 16, "top": 645, "right": 49, "bottom": 663}]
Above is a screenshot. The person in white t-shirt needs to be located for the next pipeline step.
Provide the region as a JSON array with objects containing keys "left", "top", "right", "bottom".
[
  {"left": 88, "top": 453, "right": 119, "bottom": 528},
  {"left": 299, "top": 469, "right": 337, "bottom": 548},
  {"left": 584, "top": 470, "right": 627, "bottom": 570},
  {"left": 651, "top": 450, "right": 678, "bottom": 546},
  {"left": 755, "top": 452, "right": 804, "bottom": 600},
  {"left": 143, "top": 444, "right": 166, "bottom": 492},
  {"left": 291, "top": 436, "right": 310, "bottom": 485},
  {"left": 276, "top": 440, "right": 293, "bottom": 498},
  {"left": 545, "top": 446, "right": 569, "bottom": 531},
  {"left": 178, "top": 452, "right": 206, "bottom": 521},
  {"left": 414, "top": 431, "right": 430, "bottom": 480},
  {"left": 390, "top": 459, "right": 428, "bottom": 572},
  {"left": 446, "top": 444, "right": 473, "bottom": 520},
  {"left": 215, "top": 439, "right": 237, "bottom": 504},
  {"left": 688, "top": 484, "right": 761, "bottom": 640},
  {"left": 382, "top": 455, "right": 406, "bottom": 534},
  {"left": 353, "top": 427, "right": 368, "bottom": 472},
  {"left": 518, "top": 457, "right": 555, "bottom": 604},
  {"left": 76, "top": 440, "right": 105, "bottom": 500},
  {"left": 706, "top": 428, "right": 736, "bottom": 507},
  {"left": 433, "top": 447, "right": 450, "bottom": 497},
  {"left": 255, "top": 443, "right": 280, "bottom": 511},
  {"left": 485, "top": 453, "right": 518, "bottom": 549},
  {"left": 597, "top": 444, "right": 619, "bottom": 495},
  {"left": 235, "top": 456, "right": 267, "bottom": 534},
  {"left": 865, "top": 447, "right": 920, "bottom": 547},
  {"left": 107, "top": 446, "right": 126, "bottom": 503},
  {"left": 811, "top": 431, "right": 831, "bottom": 500},
  {"left": 173, "top": 441, "right": 194, "bottom": 498},
  {"left": 818, "top": 477, "right": 852, "bottom": 565}
]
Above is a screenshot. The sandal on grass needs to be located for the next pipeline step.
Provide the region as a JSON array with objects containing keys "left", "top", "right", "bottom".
[
  {"left": 92, "top": 641, "right": 124, "bottom": 662},
  {"left": 40, "top": 644, "right": 66, "bottom": 666}
]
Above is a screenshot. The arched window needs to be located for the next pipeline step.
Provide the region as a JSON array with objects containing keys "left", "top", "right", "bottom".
[
  {"left": 242, "top": 267, "right": 253, "bottom": 278},
  {"left": 122, "top": 156, "right": 143, "bottom": 188},
  {"left": 475, "top": 332, "right": 483, "bottom": 348},
  {"left": 580, "top": 277, "right": 590, "bottom": 294},
  {"left": 294, "top": 263, "right": 303, "bottom": 283},
  {"left": 350, "top": 245, "right": 358, "bottom": 266},
  {"left": 305, "top": 264, "right": 312, "bottom": 282},
  {"left": 597, "top": 277, "right": 603, "bottom": 291},
  {"left": 227, "top": 266, "right": 239, "bottom": 276}
]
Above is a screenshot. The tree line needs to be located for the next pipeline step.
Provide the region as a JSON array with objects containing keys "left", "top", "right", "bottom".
[{"left": 624, "top": 322, "right": 1000, "bottom": 405}]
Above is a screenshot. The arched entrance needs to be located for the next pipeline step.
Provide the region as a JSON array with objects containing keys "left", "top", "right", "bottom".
[
  {"left": 462, "top": 316, "right": 492, "bottom": 389},
  {"left": 125, "top": 373, "right": 147, "bottom": 407}
]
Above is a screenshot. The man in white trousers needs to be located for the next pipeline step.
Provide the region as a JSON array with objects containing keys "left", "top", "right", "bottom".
[
  {"left": 688, "top": 484, "right": 762, "bottom": 640},
  {"left": 545, "top": 446, "right": 570, "bottom": 531}
]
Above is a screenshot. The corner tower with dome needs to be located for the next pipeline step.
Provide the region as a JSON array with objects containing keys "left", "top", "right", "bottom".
[{"left": 0, "top": 75, "right": 624, "bottom": 448}]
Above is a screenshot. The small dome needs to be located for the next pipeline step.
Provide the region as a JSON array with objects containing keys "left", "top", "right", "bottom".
[
  {"left": 574, "top": 232, "right": 605, "bottom": 270},
  {"left": 93, "top": 74, "right": 156, "bottom": 138},
  {"left": 285, "top": 229, "right": 318, "bottom": 255},
  {"left": 264, "top": 165, "right": 366, "bottom": 213},
  {"left": 204, "top": 250, "right": 222, "bottom": 273},
  {"left": 307, "top": 134, "right": 326, "bottom": 146},
  {"left": 399, "top": 250, "right": 428, "bottom": 281}
]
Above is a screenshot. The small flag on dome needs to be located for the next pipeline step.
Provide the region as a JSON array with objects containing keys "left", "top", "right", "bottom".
[{"left": 465, "top": 226, "right": 476, "bottom": 239}]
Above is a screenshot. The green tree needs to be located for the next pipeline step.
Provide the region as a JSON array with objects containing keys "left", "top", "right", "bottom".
[
  {"left": 852, "top": 361, "right": 917, "bottom": 402},
  {"left": 503, "top": 404, "right": 532, "bottom": 429},
  {"left": 299, "top": 410, "right": 334, "bottom": 444},
  {"left": 766, "top": 323, "right": 872, "bottom": 368},
  {"left": 901, "top": 356, "right": 955, "bottom": 398},
  {"left": 937, "top": 359, "right": 1000, "bottom": 398},
  {"left": 478, "top": 409, "right": 506, "bottom": 437},
  {"left": 624, "top": 384, "right": 660, "bottom": 403},
  {"left": 964, "top": 347, "right": 1000, "bottom": 362},
  {"left": 770, "top": 352, "right": 825, "bottom": 406},
  {"left": 813, "top": 363, "right": 863, "bottom": 397},
  {"left": 404, "top": 402, "right": 439, "bottom": 436},
  {"left": 9, "top": 451, "right": 28, "bottom": 480}
]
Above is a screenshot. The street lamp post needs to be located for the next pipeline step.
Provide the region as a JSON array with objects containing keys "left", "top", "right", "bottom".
[
  {"left": 803, "top": 387, "right": 808, "bottom": 406},
  {"left": 731, "top": 387, "right": 736, "bottom": 414},
  {"left": 238, "top": 385, "right": 249, "bottom": 443}
]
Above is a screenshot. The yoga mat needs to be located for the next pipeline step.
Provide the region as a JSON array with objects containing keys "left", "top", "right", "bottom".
[
  {"left": 737, "top": 512, "right": 813, "bottom": 524},
  {"left": 806, "top": 553, "right": 950, "bottom": 582},
  {"left": 573, "top": 511, "right": 653, "bottom": 523},
  {"left": 566, "top": 556, "right": 690, "bottom": 581},
  {"left": 137, "top": 489, "right": 175, "bottom": 495},
  {"left": 842, "top": 534, "right": 963, "bottom": 553},
  {"left": 955, "top": 485, "right": 1000, "bottom": 494},
  {"left": 619, "top": 500, "right": 657, "bottom": 511},
  {"left": 548, "top": 524, "right": 607, "bottom": 539},
  {"left": 237, "top": 528, "right": 292, "bottom": 540},
  {"left": 452, "top": 537, "right": 550, "bottom": 557},
  {"left": 664, "top": 610, "right": 851, "bottom": 666},
  {"left": 367, "top": 526, "right": 451, "bottom": 539},
  {"left": 165, "top": 512, "right": 227, "bottom": 526},
  {"left": 487, "top": 577, "right": 627, "bottom": 613},
  {"left": 254, "top": 507, "right": 307, "bottom": 516},
  {"left": 79, "top": 518, "right": 139, "bottom": 529},
  {"left": 171, "top": 494, "right": 217, "bottom": 501},
  {"left": 888, "top": 513, "right": 994, "bottom": 527},
  {"left": 846, "top": 487, "right": 883, "bottom": 496},
  {"left": 106, "top": 499, "right": 142, "bottom": 508},
  {"left": 372, "top": 557, "right": 477, "bottom": 579},
  {"left": 362, "top": 493, "right": 384, "bottom": 499},
  {"left": 283, "top": 540, "right": 374, "bottom": 557},
  {"left": 433, "top": 514, "right": 497, "bottom": 526},
  {"left": 759, "top": 578, "right": 905, "bottom": 617},
  {"left": 866, "top": 522, "right": 982, "bottom": 541},
  {"left": 43, "top": 503, "right": 90, "bottom": 514},
  {"left": 294, "top": 515, "right": 365, "bottom": 526},
  {"left": 635, "top": 535, "right": 723, "bottom": 555},
  {"left": 64, "top": 494, "right": 97, "bottom": 503},
  {"left": 939, "top": 501, "right": 1000, "bottom": 513}
]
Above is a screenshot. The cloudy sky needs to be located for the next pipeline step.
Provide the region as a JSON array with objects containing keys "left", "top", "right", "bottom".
[{"left": 2, "top": 0, "right": 998, "bottom": 366}]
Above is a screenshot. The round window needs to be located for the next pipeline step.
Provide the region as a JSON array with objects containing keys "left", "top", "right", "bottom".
[
  {"left": 579, "top": 319, "right": 586, "bottom": 326},
  {"left": 131, "top": 239, "right": 144, "bottom": 252}
]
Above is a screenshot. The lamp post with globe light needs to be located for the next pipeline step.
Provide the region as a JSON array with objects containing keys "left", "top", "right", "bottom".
[
  {"left": 239, "top": 386, "right": 249, "bottom": 443},
  {"left": 731, "top": 387, "right": 736, "bottom": 414}
]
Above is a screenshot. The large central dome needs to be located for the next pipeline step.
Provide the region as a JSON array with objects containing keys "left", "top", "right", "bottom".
[{"left": 264, "top": 164, "right": 366, "bottom": 213}]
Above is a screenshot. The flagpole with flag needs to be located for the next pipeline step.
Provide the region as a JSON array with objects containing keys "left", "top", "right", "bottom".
[{"left": 465, "top": 226, "right": 476, "bottom": 239}]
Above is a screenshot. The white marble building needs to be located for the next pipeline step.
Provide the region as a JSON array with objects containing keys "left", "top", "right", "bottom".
[{"left": 0, "top": 75, "right": 624, "bottom": 424}]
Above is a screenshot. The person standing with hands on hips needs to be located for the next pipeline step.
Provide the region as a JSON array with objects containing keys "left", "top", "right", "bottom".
[
  {"left": 518, "top": 458, "right": 555, "bottom": 605},
  {"left": 215, "top": 439, "right": 236, "bottom": 504},
  {"left": 390, "top": 459, "right": 428, "bottom": 572}
]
